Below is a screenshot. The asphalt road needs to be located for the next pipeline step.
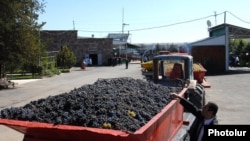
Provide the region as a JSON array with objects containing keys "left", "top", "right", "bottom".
[
  {"left": 1, "top": 63, "right": 250, "bottom": 141},
  {"left": 204, "top": 67, "right": 250, "bottom": 125}
]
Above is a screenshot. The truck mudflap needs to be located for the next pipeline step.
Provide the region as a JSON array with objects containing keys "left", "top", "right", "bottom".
[{"left": 0, "top": 88, "right": 188, "bottom": 141}]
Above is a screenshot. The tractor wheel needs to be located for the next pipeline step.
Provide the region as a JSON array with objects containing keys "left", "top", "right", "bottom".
[
  {"left": 187, "top": 83, "right": 206, "bottom": 109},
  {"left": 183, "top": 132, "right": 190, "bottom": 141},
  {"left": 196, "top": 83, "right": 206, "bottom": 106}
]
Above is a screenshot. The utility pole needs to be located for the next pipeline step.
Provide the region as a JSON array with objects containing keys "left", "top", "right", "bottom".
[
  {"left": 224, "top": 11, "right": 227, "bottom": 23},
  {"left": 73, "top": 20, "right": 75, "bottom": 30},
  {"left": 122, "top": 8, "right": 129, "bottom": 59},
  {"left": 214, "top": 11, "right": 217, "bottom": 26},
  {"left": 122, "top": 9, "right": 129, "bottom": 34}
]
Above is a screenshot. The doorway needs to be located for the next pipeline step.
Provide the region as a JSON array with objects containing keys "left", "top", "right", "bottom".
[{"left": 89, "top": 54, "right": 98, "bottom": 65}]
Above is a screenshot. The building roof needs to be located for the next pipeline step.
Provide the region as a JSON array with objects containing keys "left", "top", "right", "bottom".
[
  {"left": 191, "top": 23, "right": 250, "bottom": 47},
  {"left": 107, "top": 33, "right": 130, "bottom": 45},
  {"left": 191, "top": 35, "right": 226, "bottom": 47},
  {"left": 126, "top": 43, "right": 141, "bottom": 48},
  {"left": 209, "top": 23, "right": 250, "bottom": 39},
  {"left": 107, "top": 33, "right": 129, "bottom": 41}
]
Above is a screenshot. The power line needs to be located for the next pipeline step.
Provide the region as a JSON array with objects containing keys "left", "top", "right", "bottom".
[
  {"left": 226, "top": 11, "right": 250, "bottom": 24},
  {"left": 129, "top": 14, "right": 216, "bottom": 32},
  {"left": 77, "top": 11, "right": 249, "bottom": 33}
]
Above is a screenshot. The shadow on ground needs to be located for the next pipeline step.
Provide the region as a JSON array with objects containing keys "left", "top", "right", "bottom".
[{"left": 206, "top": 67, "right": 250, "bottom": 76}]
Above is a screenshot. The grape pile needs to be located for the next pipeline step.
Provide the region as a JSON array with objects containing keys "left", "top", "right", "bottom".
[
  {"left": 193, "top": 63, "right": 207, "bottom": 71},
  {"left": 0, "top": 77, "right": 183, "bottom": 132}
]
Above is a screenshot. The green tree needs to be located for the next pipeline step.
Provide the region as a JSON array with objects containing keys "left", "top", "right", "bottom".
[
  {"left": 236, "top": 40, "right": 245, "bottom": 56},
  {"left": 161, "top": 46, "right": 167, "bottom": 51},
  {"left": 56, "top": 45, "right": 76, "bottom": 69},
  {"left": 155, "top": 43, "right": 161, "bottom": 53},
  {"left": 0, "top": 0, "right": 45, "bottom": 76},
  {"left": 168, "top": 43, "right": 178, "bottom": 52},
  {"left": 245, "top": 43, "right": 250, "bottom": 62}
]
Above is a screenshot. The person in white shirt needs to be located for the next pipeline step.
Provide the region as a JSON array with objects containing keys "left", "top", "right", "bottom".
[
  {"left": 85, "top": 57, "right": 90, "bottom": 66},
  {"left": 89, "top": 58, "right": 92, "bottom": 65}
]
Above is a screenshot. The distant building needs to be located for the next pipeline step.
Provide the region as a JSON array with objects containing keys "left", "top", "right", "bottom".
[
  {"left": 107, "top": 33, "right": 129, "bottom": 58},
  {"left": 190, "top": 23, "right": 250, "bottom": 74},
  {"left": 40, "top": 30, "right": 114, "bottom": 66}
]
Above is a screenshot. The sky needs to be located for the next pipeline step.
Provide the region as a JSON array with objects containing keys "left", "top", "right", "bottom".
[{"left": 38, "top": 0, "right": 250, "bottom": 44}]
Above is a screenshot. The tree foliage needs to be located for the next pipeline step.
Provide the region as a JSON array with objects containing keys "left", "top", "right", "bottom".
[
  {"left": 56, "top": 45, "right": 76, "bottom": 68},
  {"left": 229, "top": 39, "right": 250, "bottom": 66},
  {"left": 168, "top": 43, "right": 178, "bottom": 52},
  {"left": 0, "top": 0, "right": 45, "bottom": 75}
]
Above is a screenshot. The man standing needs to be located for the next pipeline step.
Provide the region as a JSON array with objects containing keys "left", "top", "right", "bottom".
[
  {"left": 125, "top": 58, "right": 129, "bottom": 69},
  {"left": 171, "top": 93, "right": 219, "bottom": 141}
]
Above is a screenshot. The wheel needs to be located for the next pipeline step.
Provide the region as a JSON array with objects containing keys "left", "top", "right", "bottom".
[{"left": 186, "top": 83, "right": 205, "bottom": 109}]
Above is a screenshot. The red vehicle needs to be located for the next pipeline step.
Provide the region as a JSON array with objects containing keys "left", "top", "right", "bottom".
[{"left": 158, "top": 50, "right": 170, "bottom": 55}]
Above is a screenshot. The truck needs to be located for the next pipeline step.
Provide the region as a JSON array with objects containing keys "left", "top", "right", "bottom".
[
  {"left": 141, "top": 53, "right": 210, "bottom": 87},
  {"left": 0, "top": 54, "right": 209, "bottom": 141},
  {"left": 141, "top": 53, "right": 210, "bottom": 140},
  {"left": 142, "top": 53, "right": 209, "bottom": 108}
]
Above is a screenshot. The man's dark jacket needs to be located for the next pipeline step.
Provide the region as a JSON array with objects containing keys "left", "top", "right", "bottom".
[{"left": 179, "top": 98, "right": 218, "bottom": 141}]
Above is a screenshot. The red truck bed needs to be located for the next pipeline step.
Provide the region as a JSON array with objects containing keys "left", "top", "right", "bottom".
[{"left": 0, "top": 88, "right": 187, "bottom": 141}]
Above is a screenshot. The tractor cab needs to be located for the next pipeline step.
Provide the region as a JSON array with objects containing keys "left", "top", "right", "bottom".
[
  {"left": 152, "top": 54, "right": 194, "bottom": 87},
  {"left": 152, "top": 53, "right": 207, "bottom": 110}
]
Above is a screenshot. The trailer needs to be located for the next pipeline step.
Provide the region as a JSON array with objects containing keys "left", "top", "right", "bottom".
[{"left": 0, "top": 87, "right": 193, "bottom": 141}]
